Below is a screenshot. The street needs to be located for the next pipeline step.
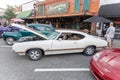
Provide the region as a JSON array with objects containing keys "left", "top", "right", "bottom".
[
  {"left": 1, "top": 0, "right": 120, "bottom": 79},
  {"left": 0, "top": 39, "right": 119, "bottom": 80}
]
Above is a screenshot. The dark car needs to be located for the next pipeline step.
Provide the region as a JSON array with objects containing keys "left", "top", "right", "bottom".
[
  {"left": 90, "top": 48, "right": 120, "bottom": 80},
  {"left": 0, "top": 26, "right": 20, "bottom": 37},
  {"left": 2, "top": 23, "right": 55, "bottom": 45}
]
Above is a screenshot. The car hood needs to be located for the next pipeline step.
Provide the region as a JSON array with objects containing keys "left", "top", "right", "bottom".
[
  {"left": 99, "top": 49, "right": 120, "bottom": 76},
  {"left": 12, "top": 23, "right": 49, "bottom": 40}
]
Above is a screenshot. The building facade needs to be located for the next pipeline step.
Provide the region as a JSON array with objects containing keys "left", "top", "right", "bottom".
[
  {"left": 99, "top": 0, "right": 120, "bottom": 39},
  {"left": 27, "top": 0, "right": 100, "bottom": 33},
  {"left": 16, "top": 0, "right": 100, "bottom": 33}
]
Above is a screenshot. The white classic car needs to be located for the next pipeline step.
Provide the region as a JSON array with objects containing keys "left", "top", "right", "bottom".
[{"left": 12, "top": 24, "right": 107, "bottom": 61}]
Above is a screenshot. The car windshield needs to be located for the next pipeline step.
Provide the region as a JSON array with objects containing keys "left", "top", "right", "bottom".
[
  {"left": 31, "top": 24, "right": 54, "bottom": 31},
  {"left": 35, "top": 27, "right": 45, "bottom": 31},
  {"left": 47, "top": 31, "right": 60, "bottom": 40}
]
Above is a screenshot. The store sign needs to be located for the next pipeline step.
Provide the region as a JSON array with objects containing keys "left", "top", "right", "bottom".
[{"left": 48, "top": 3, "right": 69, "bottom": 15}]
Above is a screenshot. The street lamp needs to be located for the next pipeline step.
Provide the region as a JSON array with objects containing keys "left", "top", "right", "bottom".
[{"left": 33, "top": 3, "right": 36, "bottom": 22}]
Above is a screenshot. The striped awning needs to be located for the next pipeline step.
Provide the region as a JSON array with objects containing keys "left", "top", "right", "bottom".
[{"left": 16, "top": 10, "right": 32, "bottom": 19}]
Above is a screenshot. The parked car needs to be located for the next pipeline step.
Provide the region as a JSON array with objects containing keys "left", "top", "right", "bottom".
[
  {"left": 90, "top": 48, "right": 120, "bottom": 80},
  {"left": 12, "top": 24, "right": 107, "bottom": 61},
  {"left": 0, "top": 26, "right": 20, "bottom": 37},
  {"left": 2, "top": 23, "right": 55, "bottom": 45}
]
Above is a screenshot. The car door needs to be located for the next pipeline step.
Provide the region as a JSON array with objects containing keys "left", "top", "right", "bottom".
[{"left": 51, "top": 32, "right": 85, "bottom": 54}]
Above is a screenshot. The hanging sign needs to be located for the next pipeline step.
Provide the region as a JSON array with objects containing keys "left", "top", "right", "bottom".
[{"left": 48, "top": 2, "right": 69, "bottom": 15}]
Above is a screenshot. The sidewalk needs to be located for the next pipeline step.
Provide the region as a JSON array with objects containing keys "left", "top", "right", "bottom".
[{"left": 113, "top": 39, "right": 120, "bottom": 48}]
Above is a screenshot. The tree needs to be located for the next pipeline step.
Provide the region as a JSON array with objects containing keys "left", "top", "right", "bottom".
[{"left": 3, "top": 5, "right": 15, "bottom": 22}]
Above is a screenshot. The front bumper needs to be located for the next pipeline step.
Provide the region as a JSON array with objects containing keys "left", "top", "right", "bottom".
[
  {"left": 90, "top": 59, "right": 113, "bottom": 80},
  {"left": 12, "top": 50, "right": 25, "bottom": 55},
  {"left": 90, "top": 59, "right": 104, "bottom": 80}
]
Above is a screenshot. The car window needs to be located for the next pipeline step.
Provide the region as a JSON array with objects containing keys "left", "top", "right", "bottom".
[
  {"left": 39, "top": 27, "right": 45, "bottom": 31},
  {"left": 28, "top": 25, "right": 37, "bottom": 30},
  {"left": 48, "top": 31, "right": 60, "bottom": 40},
  {"left": 35, "top": 26, "right": 45, "bottom": 31},
  {"left": 58, "top": 33, "right": 85, "bottom": 40},
  {"left": 28, "top": 25, "right": 33, "bottom": 28},
  {"left": 45, "top": 27, "right": 52, "bottom": 31},
  {"left": 28, "top": 24, "right": 54, "bottom": 32}
]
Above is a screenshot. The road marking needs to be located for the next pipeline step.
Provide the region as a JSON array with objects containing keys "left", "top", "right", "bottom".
[
  {"left": 1, "top": 46, "right": 12, "bottom": 48},
  {"left": 34, "top": 68, "right": 90, "bottom": 72}
]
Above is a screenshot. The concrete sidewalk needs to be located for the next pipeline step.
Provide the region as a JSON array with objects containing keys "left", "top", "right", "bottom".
[{"left": 113, "top": 39, "right": 120, "bottom": 48}]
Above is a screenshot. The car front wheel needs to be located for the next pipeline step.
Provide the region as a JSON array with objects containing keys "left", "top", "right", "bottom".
[
  {"left": 83, "top": 46, "right": 95, "bottom": 56},
  {"left": 5, "top": 37, "right": 15, "bottom": 45},
  {"left": 27, "top": 49, "right": 43, "bottom": 61}
]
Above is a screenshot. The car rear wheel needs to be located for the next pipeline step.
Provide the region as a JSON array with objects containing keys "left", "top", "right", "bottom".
[
  {"left": 27, "top": 49, "right": 43, "bottom": 61},
  {"left": 83, "top": 46, "right": 95, "bottom": 56},
  {"left": 5, "top": 37, "right": 14, "bottom": 45}
]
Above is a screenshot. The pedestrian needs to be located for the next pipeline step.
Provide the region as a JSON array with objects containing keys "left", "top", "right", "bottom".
[
  {"left": 104, "top": 23, "right": 115, "bottom": 48},
  {"left": 96, "top": 26, "right": 101, "bottom": 36}
]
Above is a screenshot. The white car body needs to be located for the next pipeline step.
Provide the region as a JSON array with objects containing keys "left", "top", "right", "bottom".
[{"left": 12, "top": 24, "right": 107, "bottom": 57}]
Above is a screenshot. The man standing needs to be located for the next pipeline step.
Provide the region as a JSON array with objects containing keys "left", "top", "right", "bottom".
[{"left": 105, "top": 23, "right": 115, "bottom": 48}]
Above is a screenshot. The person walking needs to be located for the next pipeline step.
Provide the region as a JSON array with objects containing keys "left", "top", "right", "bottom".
[{"left": 104, "top": 23, "right": 115, "bottom": 48}]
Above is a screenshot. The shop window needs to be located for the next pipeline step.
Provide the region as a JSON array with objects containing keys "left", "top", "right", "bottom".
[
  {"left": 38, "top": 5, "right": 45, "bottom": 16},
  {"left": 74, "top": 0, "right": 80, "bottom": 12},
  {"left": 83, "top": 0, "right": 90, "bottom": 12}
]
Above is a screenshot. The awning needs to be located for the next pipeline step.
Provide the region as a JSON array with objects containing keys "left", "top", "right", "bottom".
[
  {"left": 16, "top": 10, "right": 32, "bottom": 19},
  {"left": 11, "top": 18, "right": 24, "bottom": 22},
  {"left": 84, "top": 16, "right": 112, "bottom": 23},
  {"left": 99, "top": 3, "right": 120, "bottom": 17}
]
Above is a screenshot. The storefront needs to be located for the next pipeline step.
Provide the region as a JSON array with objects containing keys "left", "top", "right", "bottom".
[
  {"left": 28, "top": 0, "right": 99, "bottom": 33},
  {"left": 99, "top": 3, "right": 120, "bottom": 39}
]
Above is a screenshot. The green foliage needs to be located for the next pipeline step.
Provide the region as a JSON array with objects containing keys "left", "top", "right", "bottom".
[
  {"left": 3, "top": 5, "right": 15, "bottom": 21},
  {"left": 0, "top": 16, "right": 3, "bottom": 19}
]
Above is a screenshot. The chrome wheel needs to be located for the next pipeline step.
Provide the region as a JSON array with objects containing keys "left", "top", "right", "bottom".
[
  {"left": 6, "top": 37, "right": 14, "bottom": 45},
  {"left": 84, "top": 46, "right": 95, "bottom": 56},
  {"left": 27, "top": 49, "right": 43, "bottom": 61}
]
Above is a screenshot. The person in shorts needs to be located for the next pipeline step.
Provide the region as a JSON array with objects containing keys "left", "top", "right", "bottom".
[{"left": 104, "top": 23, "right": 115, "bottom": 48}]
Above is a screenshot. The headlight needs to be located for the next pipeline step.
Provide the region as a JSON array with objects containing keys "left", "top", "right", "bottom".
[{"left": 93, "top": 52, "right": 102, "bottom": 61}]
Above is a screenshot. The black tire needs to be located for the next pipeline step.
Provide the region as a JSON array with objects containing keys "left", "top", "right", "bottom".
[
  {"left": 5, "top": 37, "right": 15, "bottom": 45},
  {"left": 27, "top": 49, "right": 43, "bottom": 61},
  {"left": 0, "top": 33, "right": 2, "bottom": 38},
  {"left": 83, "top": 46, "right": 96, "bottom": 56}
]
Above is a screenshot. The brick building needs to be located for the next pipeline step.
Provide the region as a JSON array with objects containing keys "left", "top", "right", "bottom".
[{"left": 23, "top": 0, "right": 100, "bottom": 33}]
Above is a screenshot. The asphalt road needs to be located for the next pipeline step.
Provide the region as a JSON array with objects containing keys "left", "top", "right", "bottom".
[
  {"left": 0, "top": 39, "right": 119, "bottom": 80},
  {"left": 0, "top": 39, "right": 96, "bottom": 80}
]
